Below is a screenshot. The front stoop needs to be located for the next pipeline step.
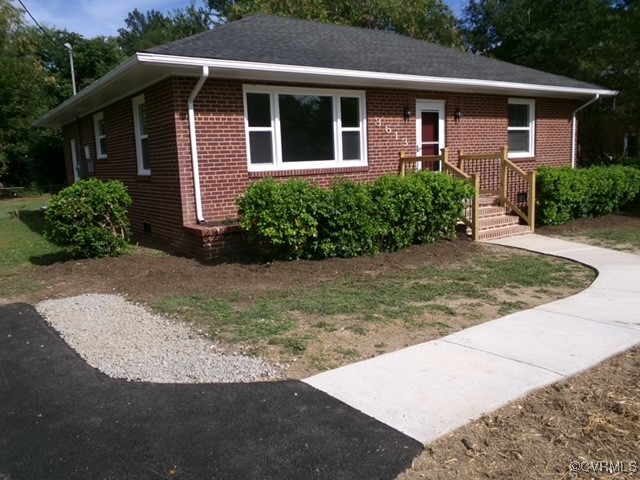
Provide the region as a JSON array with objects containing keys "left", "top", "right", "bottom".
[{"left": 468, "top": 196, "right": 533, "bottom": 241}]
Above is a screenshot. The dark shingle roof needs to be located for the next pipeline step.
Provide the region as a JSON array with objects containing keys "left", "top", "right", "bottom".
[{"left": 147, "top": 15, "right": 603, "bottom": 91}]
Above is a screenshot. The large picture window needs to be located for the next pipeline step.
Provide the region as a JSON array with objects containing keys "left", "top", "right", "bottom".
[
  {"left": 132, "top": 94, "right": 150, "bottom": 175},
  {"left": 508, "top": 98, "right": 535, "bottom": 158},
  {"left": 244, "top": 86, "right": 367, "bottom": 171}
]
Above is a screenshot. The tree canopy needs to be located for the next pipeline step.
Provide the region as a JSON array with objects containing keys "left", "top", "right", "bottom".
[
  {"left": 1, "top": 0, "right": 638, "bottom": 187},
  {"left": 209, "top": 0, "right": 462, "bottom": 47},
  {"left": 461, "top": 0, "right": 639, "bottom": 161},
  {"left": 117, "top": 3, "right": 214, "bottom": 56},
  {"left": 0, "top": 0, "right": 64, "bottom": 185}
]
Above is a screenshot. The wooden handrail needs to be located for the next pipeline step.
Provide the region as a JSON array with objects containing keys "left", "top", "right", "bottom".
[
  {"left": 457, "top": 145, "right": 536, "bottom": 234},
  {"left": 443, "top": 149, "right": 479, "bottom": 239},
  {"left": 399, "top": 149, "right": 448, "bottom": 176}
]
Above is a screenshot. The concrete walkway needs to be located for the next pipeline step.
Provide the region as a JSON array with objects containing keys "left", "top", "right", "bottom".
[{"left": 304, "top": 235, "right": 640, "bottom": 445}]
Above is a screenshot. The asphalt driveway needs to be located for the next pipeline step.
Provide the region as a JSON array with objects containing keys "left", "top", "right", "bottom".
[{"left": 0, "top": 303, "right": 421, "bottom": 479}]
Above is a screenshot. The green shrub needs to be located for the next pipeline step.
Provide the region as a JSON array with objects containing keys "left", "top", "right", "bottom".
[
  {"left": 536, "top": 166, "right": 640, "bottom": 226},
  {"left": 313, "top": 178, "right": 380, "bottom": 258},
  {"left": 615, "top": 156, "right": 640, "bottom": 169},
  {"left": 414, "top": 173, "right": 474, "bottom": 243},
  {"left": 44, "top": 179, "right": 132, "bottom": 258},
  {"left": 236, "top": 177, "right": 326, "bottom": 259},
  {"left": 237, "top": 172, "right": 473, "bottom": 259}
]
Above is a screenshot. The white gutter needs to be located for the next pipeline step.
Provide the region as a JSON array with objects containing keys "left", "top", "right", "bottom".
[
  {"left": 37, "top": 52, "right": 619, "bottom": 128},
  {"left": 571, "top": 94, "right": 600, "bottom": 168},
  {"left": 138, "top": 53, "right": 618, "bottom": 98},
  {"left": 188, "top": 65, "right": 209, "bottom": 223}
]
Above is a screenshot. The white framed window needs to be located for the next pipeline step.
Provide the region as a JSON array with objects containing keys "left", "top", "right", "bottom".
[
  {"left": 132, "top": 94, "right": 150, "bottom": 175},
  {"left": 508, "top": 98, "right": 535, "bottom": 158},
  {"left": 243, "top": 85, "right": 367, "bottom": 171},
  {"left": 93, "top": 112, "right": 107, "bottom": 159}
]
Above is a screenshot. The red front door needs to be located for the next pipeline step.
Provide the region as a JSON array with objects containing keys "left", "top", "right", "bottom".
[{"left": 418, "top": 106, "right": 443, "bottom": 172}]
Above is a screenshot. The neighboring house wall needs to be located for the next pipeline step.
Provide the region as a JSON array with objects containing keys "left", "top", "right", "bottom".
[{"left": 59, "top": 76, "right": 578, "bottom": 258}]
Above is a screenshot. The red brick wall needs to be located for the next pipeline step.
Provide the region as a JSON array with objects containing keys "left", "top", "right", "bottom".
[
  {"left": 60, "top": 79, "right": 188, "bottom": 251},
  {"left": 179, "top": 81, "right": 577, "bottom": 223},
  {"left": 59, "top": 76, "right": 578, "bottom": 258}
]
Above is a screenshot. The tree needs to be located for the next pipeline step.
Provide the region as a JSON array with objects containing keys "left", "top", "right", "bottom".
[
  {"left": 209, "top": 0, "right": 463, "bottom": 48},
  {"left": 461, "top": 0, "right": 640, "bottom": 162},
  {"left": 461, "top": 0, "right": 613, "bottom": 82},
  {"left": 30, "top": 29, "right": 127, "bottom": 99},
  {"left": 117, "top": 3, "right": 214, "bottom": 55},
  {"left": 0, "top": 0, "right": 61, "bottom": 184}
]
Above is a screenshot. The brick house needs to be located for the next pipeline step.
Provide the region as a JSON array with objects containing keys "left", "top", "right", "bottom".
[{"left": 36, "top": 15, "right": 616, "bottom": 258}]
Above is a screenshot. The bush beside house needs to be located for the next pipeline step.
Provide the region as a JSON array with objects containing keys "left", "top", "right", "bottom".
[
  {"left": 615, "top": 156, "right": 640, "bottom": 170},
  {"left": 536, "top": 166, "right": 640, "bottom": 226},
  {"left": 45, "top": 179, "right": 132, "bottom": 258},
  {"left": 237, "top": 172, "right": 473, "bottom": 259}
]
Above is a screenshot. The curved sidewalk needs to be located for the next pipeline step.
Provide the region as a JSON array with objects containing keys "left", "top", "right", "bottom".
[{"left": 304, "top": 235, "right": 640, "bottom": 445}]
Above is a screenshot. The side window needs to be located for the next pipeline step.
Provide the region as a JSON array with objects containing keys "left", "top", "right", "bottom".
[
  {"left": 132, "top": 95, "right": 150, "bottom": 175},
  {"left": 508, "top": 98, "right": 535, "bottom": 158},
  {"left": 93, "top": 112, "right": 107, "bottom": 159}
]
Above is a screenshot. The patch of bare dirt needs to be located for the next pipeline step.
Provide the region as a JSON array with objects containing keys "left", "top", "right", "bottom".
[
  {"left": 12, "top": 239, "right": 483, "bottom": 305},
  {"left": 397, "top": 347, "right": 640, "bottom": 479}
]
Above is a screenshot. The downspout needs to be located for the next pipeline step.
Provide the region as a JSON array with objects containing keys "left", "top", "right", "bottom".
[
  {"left": 571, "top": 94, "right": 600, "bottom": 168},
  {"left": 188, "top": 65, "right": 209, "bottom": 223}
]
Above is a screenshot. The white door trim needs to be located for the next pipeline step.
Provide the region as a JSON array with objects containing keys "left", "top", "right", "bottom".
[
  {"left": 416, "top": 100, "right": 446, "bottom": 171},
  {"left": 70, "top": 138, "right": 80, "bottom": 182}
]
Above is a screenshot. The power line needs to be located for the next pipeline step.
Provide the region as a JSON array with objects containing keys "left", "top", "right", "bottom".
[{"left": 15, "top": 0, "right": 66, "bottom": 50}]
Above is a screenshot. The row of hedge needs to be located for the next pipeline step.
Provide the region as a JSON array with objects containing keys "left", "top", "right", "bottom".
[
  {"left": 43, "top": 163, "right": 639, "bottom": 260},
  {"left": 536, "top": 166, "right": 640, "bottom": 226},
  {"left": 237, "top": 173, "right": 473, "bottom": 259}
]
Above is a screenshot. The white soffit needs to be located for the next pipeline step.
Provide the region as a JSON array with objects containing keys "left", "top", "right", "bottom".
[{"left": 36, "top": 53, "right": 618, "bottom": 128}]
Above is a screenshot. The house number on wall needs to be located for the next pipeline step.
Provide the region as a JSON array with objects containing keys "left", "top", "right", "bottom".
[{"left": 374, "top": 117, "right": 409, "bottom": 146}]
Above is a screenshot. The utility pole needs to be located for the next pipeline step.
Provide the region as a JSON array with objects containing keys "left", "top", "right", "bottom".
[{"left": 63, "top": 42, "right": 77, "bottom": 95}]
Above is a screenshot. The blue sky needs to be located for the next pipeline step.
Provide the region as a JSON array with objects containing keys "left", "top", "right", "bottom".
[{"left": 14, "top": 0, "right": 467, "bottom": 38}]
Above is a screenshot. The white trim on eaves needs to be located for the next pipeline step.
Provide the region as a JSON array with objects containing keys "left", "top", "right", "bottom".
[
  {"left": 137, "top": 53, "right": 618, "bottom": 98},
  {"left": 35, "top": 52, "right": 618, "bottom": 129}
]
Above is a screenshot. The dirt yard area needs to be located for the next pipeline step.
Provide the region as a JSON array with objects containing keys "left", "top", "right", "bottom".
[{"left": 10, "top": 237, "right": 591, "bottom": 378}]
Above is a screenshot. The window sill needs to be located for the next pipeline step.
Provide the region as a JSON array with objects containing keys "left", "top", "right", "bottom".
[
  {"left": 248, "top": 165, "right": 369, "bottom": 178},
  {"left": 508, "top": 154, "right": 535, "bottom": 161},
  {"left": 136, "top": 174, "right": 152, "bottom": 182}
]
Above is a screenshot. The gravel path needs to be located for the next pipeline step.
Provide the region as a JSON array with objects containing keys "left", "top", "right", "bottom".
[{"left": 36, "top": 294, "right": 283, "bottom": 383}]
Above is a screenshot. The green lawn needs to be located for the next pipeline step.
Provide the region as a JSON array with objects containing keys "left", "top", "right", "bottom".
[
  {"left": 0, "top": 195, "right": 66, "bottom": 296},
  {"left": 153, "top": 252, "right": 592, "bottom": 356}
]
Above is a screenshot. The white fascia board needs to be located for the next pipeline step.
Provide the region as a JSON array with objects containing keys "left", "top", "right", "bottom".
[
  {"left": 36, "top": 51, "right": 618, "bottom": 129},
  {"left": 35, "top": 55, "right": 142, "bottom": 128},
  {"left": 137, "top": 53, "right": 618, "bottom": 98}
]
